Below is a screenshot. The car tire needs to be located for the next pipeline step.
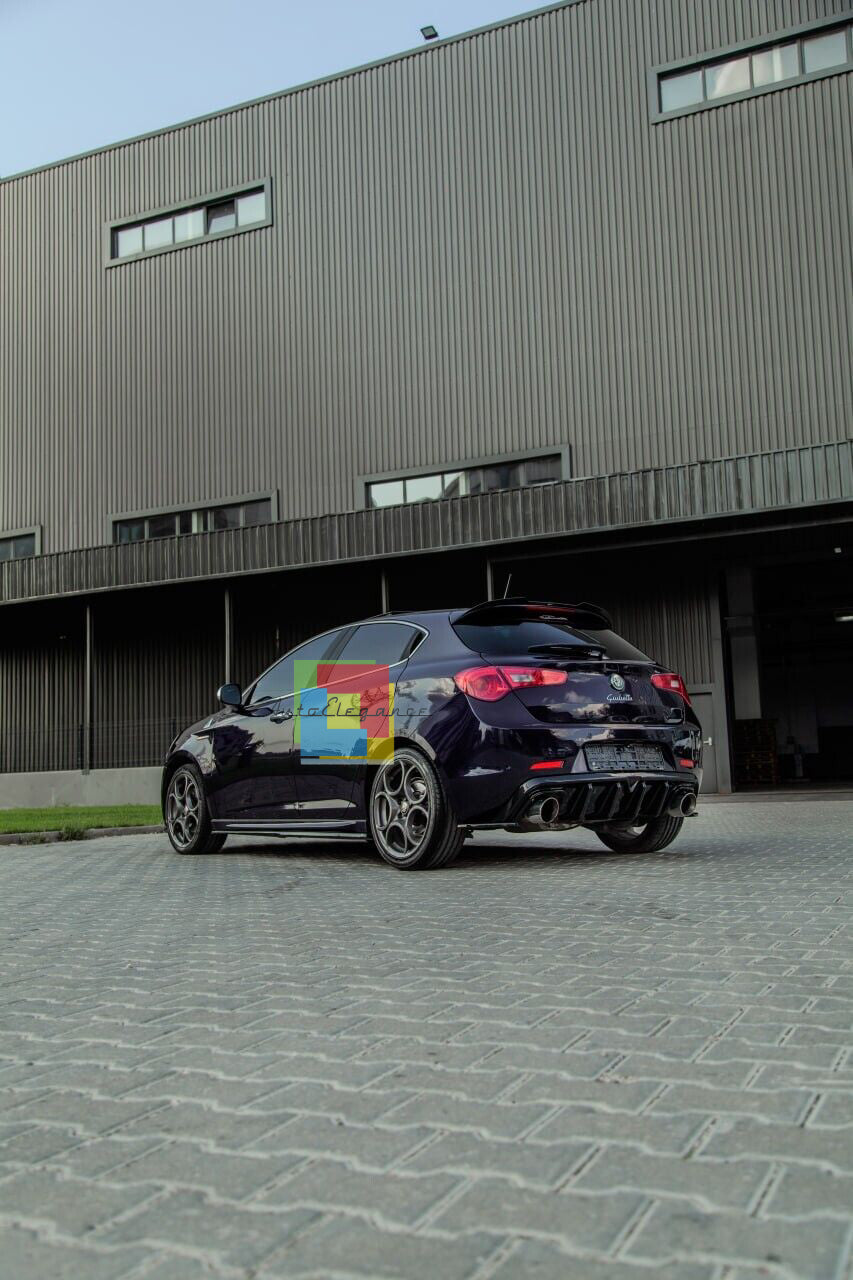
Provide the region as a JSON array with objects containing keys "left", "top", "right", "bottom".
[
  {"left": 367, "top": 747, "right": 464, "bottom": 870},
  {"left": 164, "top": 763, "right": 227, "bottom": 856},
  {"left": 595, "top": 815, "right": 684, "bottom": 854}
]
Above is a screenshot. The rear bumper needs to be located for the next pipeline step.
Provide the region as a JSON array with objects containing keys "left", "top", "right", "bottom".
[{"left": 479, "top": 771, "right": 700, "bottom": 829}]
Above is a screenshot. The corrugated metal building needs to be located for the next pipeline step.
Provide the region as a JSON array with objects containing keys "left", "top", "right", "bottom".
[{"left": 1, "top": 0, "right": 851, "bottom": 796}]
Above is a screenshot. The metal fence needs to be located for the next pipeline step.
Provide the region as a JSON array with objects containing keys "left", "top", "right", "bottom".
[{"left": 0, "top": 719, "right": 177, "bottom": 775}]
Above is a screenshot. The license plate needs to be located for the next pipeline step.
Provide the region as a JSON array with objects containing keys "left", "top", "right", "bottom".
[{"left": 584, "top": 744, "right": 667, "bottom": 773}]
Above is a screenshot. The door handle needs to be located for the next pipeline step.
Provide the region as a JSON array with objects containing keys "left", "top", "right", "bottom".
[
  {"left": 703, "top": 737, "right": 713, "bottom": 746},
  {"left": 270, "top": 712, "right": 290, "bottom": 724}
]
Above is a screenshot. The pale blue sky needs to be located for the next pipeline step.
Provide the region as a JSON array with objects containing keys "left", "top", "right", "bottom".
[{"left": 1, "top": 0, "right": 546, "bottom": 177}]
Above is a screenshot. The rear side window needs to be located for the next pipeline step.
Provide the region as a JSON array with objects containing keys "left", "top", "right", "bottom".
[
  {"left": 454, "top": 618, "right": 650, "bottom": 662},
  {"left": 249, "top": 631, "right": 346, "bottom": 704},
  {"left": 336, "top": 622, "right": 423, "bottom": 667}
]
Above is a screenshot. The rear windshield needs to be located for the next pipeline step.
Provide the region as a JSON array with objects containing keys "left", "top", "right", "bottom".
[{"left": 454, "top": 618, "right": 651, "bottom": 662}]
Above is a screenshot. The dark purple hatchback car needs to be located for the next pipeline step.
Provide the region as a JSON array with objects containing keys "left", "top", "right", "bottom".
[{"left": 163, "top": 598, "right": 702, "bottom": 869}]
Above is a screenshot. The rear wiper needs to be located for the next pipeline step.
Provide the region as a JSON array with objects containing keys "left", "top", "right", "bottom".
[{"left": 527, "top": 643, "right": 605, "bottom": 657}]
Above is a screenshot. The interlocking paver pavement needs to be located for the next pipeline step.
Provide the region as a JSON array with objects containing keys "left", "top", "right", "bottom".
[{"left": 0, "top": 800, "right": 852, "bottom": 1279}]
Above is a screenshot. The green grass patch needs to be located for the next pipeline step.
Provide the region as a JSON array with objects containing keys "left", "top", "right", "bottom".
[{"left": 0, "top": 805, "right": 161, "bottom": 835}]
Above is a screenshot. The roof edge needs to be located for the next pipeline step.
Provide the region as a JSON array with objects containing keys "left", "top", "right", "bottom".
[{"left": 1, "top": 0, "right": 583, "bottom": 187}]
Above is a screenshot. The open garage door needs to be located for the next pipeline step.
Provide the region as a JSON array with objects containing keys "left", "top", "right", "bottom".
[{"left": 730, "top": 554, "right": 853, "bottom": 790}]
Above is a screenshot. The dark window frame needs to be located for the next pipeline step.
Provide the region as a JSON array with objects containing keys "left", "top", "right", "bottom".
[
  {"left": 108, "top": 491, "right": 278, "bottom": 545},
  {"left": 106, "top": 178, "right": 273, "bottom": 267},
  {"left": 649, "top": 11, "right": 853, "bottom": 123},
  {"left": 363, "top": 445, "right": 571, "bottom": 510},
  {"left": 0, "top": 525, "right": 42, "bottom": 561}
]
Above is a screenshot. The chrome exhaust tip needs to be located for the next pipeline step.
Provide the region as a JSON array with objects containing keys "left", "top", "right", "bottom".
[
  {"left": 527, "top": 795, "right": 561, "bottom": 827},
  {"left": 667, "top": 790, "right": 698, "bottom": 818}
]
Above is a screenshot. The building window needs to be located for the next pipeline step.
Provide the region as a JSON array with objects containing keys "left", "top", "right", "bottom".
[
  {"left": 368, "top": 454, "right": 564, "bottom": 509},
  {"left": 655, "top": 19, "right": 851, "bottom": 119},
  {"left": 113, "top": 497, "right": 272, "bottom": 544},
  {"left": 0, "top": 532, "right": 37, "bottom": 562},
  {"left": 109, "top": 181, "right": 270, "bottom": 263}
]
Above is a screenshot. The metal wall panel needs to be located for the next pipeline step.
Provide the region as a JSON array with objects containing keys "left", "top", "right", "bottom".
[
  {"left": 0, "top": 602, "right": 86, "bottom": 772},
  {"left": 90, "top": 585, "right": 225, "bottom": 768},
  {"left": 0, "top": 0, "right": 850, "bottom": 558}
]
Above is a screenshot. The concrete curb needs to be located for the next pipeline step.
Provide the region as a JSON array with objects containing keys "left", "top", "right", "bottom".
[{"left": 0, "top": 824, "right": 164, "bottom": 846}]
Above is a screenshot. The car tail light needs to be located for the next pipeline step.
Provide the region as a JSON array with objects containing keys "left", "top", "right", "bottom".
[
  {"left": 651, "top": 672, "right": 691, "bottom": 704},
  {"left": 454, "top": 667, "right": 511, "bottom": 701},
  {"left": 453, "top": 665, "right": 567, "bottom": 702},
  {"left": 501, "top": 666, "right": 567, "bottom": 688},
  {"left": 530, "top": 760, "right": 564, "bottom": 771}
]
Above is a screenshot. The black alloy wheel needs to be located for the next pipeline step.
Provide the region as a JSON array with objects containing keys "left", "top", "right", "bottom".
[
  {"left": 165, "top": 763, "right": 227, "bottom": 856},
  {"left": 368, "top": 747, "right": 464, "bottom": 870}
]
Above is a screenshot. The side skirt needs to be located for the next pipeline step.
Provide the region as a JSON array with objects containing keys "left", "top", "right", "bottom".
[{"left": 211, "top": 818, "right": 367, "bottom": 840}]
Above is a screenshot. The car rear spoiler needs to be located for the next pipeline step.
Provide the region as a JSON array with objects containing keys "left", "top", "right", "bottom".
[{"left": 455, "top": 597, "right": 613, "bottom": 630}]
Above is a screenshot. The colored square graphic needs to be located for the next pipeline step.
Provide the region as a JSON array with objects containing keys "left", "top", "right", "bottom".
[{"left": 294, "top": 658, "right": 394, "bottom": 764}]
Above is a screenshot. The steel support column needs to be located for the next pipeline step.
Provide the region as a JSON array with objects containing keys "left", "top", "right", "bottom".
[
  {"left": 709, "top": 581, "right": 733, "bottom": 795},
  {"left": 224, "top": 587, "right": 233, "bottom": 683},
  {"left": 83, "top": 603, "right": 93, "bottom": 774}
]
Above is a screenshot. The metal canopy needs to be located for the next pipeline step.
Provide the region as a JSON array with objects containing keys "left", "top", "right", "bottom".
[{"left": 1, "top": 439, "right": 850, "bottom": 608}]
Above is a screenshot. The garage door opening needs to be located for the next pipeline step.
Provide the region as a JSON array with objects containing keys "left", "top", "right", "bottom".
[{"left": 729, "top": 554, "right": 853, "bottom": 790}]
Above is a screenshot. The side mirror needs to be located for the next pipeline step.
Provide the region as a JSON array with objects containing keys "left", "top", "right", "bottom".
[{"left": 217, "top": 683, "right": 243, "bottom": 709}]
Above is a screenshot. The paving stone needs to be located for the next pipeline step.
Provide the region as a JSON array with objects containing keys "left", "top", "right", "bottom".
[
  {"left": 122, "top": 1257, "right": 212, "bottom": 1279},
  {"left": 15, "top": 1064, "right": 173, "bottom": 1098},
  {"left": 627, "top": 1201, "right": 850, "bottom": 1279},
  {"left": 123, "top": 1070, "right": 282, "bottom": 1108},
  {"left": 259, "top": 1158, "right": 460, "bottom": 1225},
  {"left": 575, "top": 1146, "right": 770, "bottom": 1211},
  {"left": 247, "top": 1113, "right": 432, "bottom": 1168},
  {"left": 0, "top": 1124, "right": 83, "bottom": 1165},
  {"left": 533, "top": 1106, "right": 704, "bottom": 1153},
  {"left": 435, "top": 1177, "right": 646, "bottom": 1250},
  {"left": 809, "top": 1090, "right": 853, "bottom": 1126},
  {"left": 247, "top": 1054, "right": 400, "bottom": 1089},
  {"left": 0, "top": 1225, "right": 152, "bottom": 1280},
  {"left": 244, "top": 1081, "right": 413, "bottom": 1124},
  {"left": 356, "top": 1037, "right": 494, "bottom": 1069},
  {"left": 508, "top": 1075, "right": 662, "bottom": 1110},
  {"left": 474, "top": 1044, "right": 627, "bottom": 1077},
  {"left": 489, "top": 1239, "right": 717, "bottom": 1279},
  {"left": 110, "top": 1140, "right": 304, "bottom": 1199},
  {"left": 612, "top": 1052, "right": 754, "bottom": 1089},
  {"left": 5, "top": 1091, "right": 163, "bottom": 1134},
  {"left": 99, "top": 1189, "right": 320, "bottom": 1267},
  {"left": 46, "top": 1136, "right": 165, "bottom": 1177},
  {"left": 383, "top": 1093, "right": 552, "bottom": 1139},
  {"left": 117, "top": 1100, "right": 293, "bottom": 1149},
  {"left": 259, "top": 1218, "right": 503, "bottom": 1279},
  {"left": 702, "top": 1117, "right": 853, "bottom": 1173},
  {"left": 0, "top": 1167, "right": 155, "bottom": 1236},
  {"left": 756, "top": 1064, "right": 853, "bottom": 1090},
  {"left": 651, "top": 1083, "right": 814, "bottom": 1123},
  {"left": 765, "top": 1163, "right": 853, "bottom": 1217},
  {"left": 403, "top": 1131, "right": 593, "bottom": 1187}
]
